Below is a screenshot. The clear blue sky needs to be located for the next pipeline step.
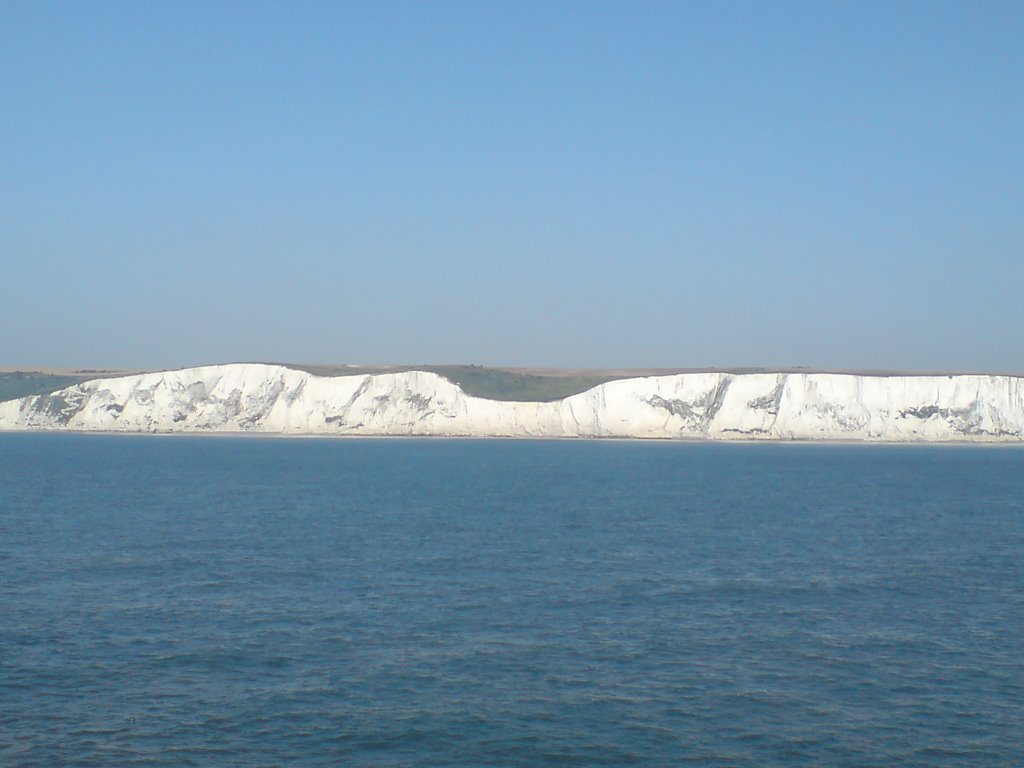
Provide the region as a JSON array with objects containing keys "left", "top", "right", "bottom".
[{"left": 2, "top": 1, "right": 1021, "bottom": 370}]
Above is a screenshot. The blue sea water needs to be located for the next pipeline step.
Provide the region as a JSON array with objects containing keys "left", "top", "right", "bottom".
[{"left": 1, "top": 435, "right": 1022, "bottom": 767}]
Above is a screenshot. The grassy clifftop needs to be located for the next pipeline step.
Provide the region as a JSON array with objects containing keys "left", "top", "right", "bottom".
[
  {"left": 292, "top": 365, "right": 621, "bottom": 402},
  {"left": 5, "top": 365, "right": 1019, "bottom": 405},
  {"left": 425, "top": 366, "right": 619, "bottom": 402},
  {"left": 0, "top": 372, "right": 90, "bottom": 403},
  {"left": 0, "top": 366, "right": 619, "bottom": 404}
]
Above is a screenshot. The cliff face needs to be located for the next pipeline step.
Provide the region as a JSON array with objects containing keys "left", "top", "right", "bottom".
[{"left": 1, "top": 364, "right": 1022, "bottom": 441}]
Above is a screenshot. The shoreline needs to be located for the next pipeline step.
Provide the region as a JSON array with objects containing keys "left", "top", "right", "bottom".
[{"left": 1, "top": 429, "right": 1022, "bottom": 447}]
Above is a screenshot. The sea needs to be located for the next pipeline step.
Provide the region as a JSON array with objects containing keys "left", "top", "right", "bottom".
[{"left": 1, "top": 434, "right": 1022, "bottom": 767}]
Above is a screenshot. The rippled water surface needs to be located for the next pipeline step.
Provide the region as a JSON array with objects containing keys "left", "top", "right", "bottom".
[{"left": 1, "top": 435, "right": 1023, "bottom": 766}]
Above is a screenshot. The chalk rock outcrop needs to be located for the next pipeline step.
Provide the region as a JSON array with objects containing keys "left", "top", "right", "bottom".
[{"left": 1, "top": 364, "right": 1022, "bottom": 441}]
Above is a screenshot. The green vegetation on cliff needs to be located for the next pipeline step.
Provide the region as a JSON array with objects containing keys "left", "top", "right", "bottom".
[
  {"left": 0, "top": 373, "right": 88, "bottom": 403},
  {"left": 292, "top": 364, "right": 620, "bottom": 402},
  {"left": 426, "top": 366, "right": 618, "bottom": 402},
  {"left": 0, "top": 365, "right": 625, "bottom": 405}
]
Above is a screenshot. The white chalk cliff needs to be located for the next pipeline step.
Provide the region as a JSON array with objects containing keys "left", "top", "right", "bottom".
[{"left": 1, "top": 364, "right": 1022, "bottom": 441}]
